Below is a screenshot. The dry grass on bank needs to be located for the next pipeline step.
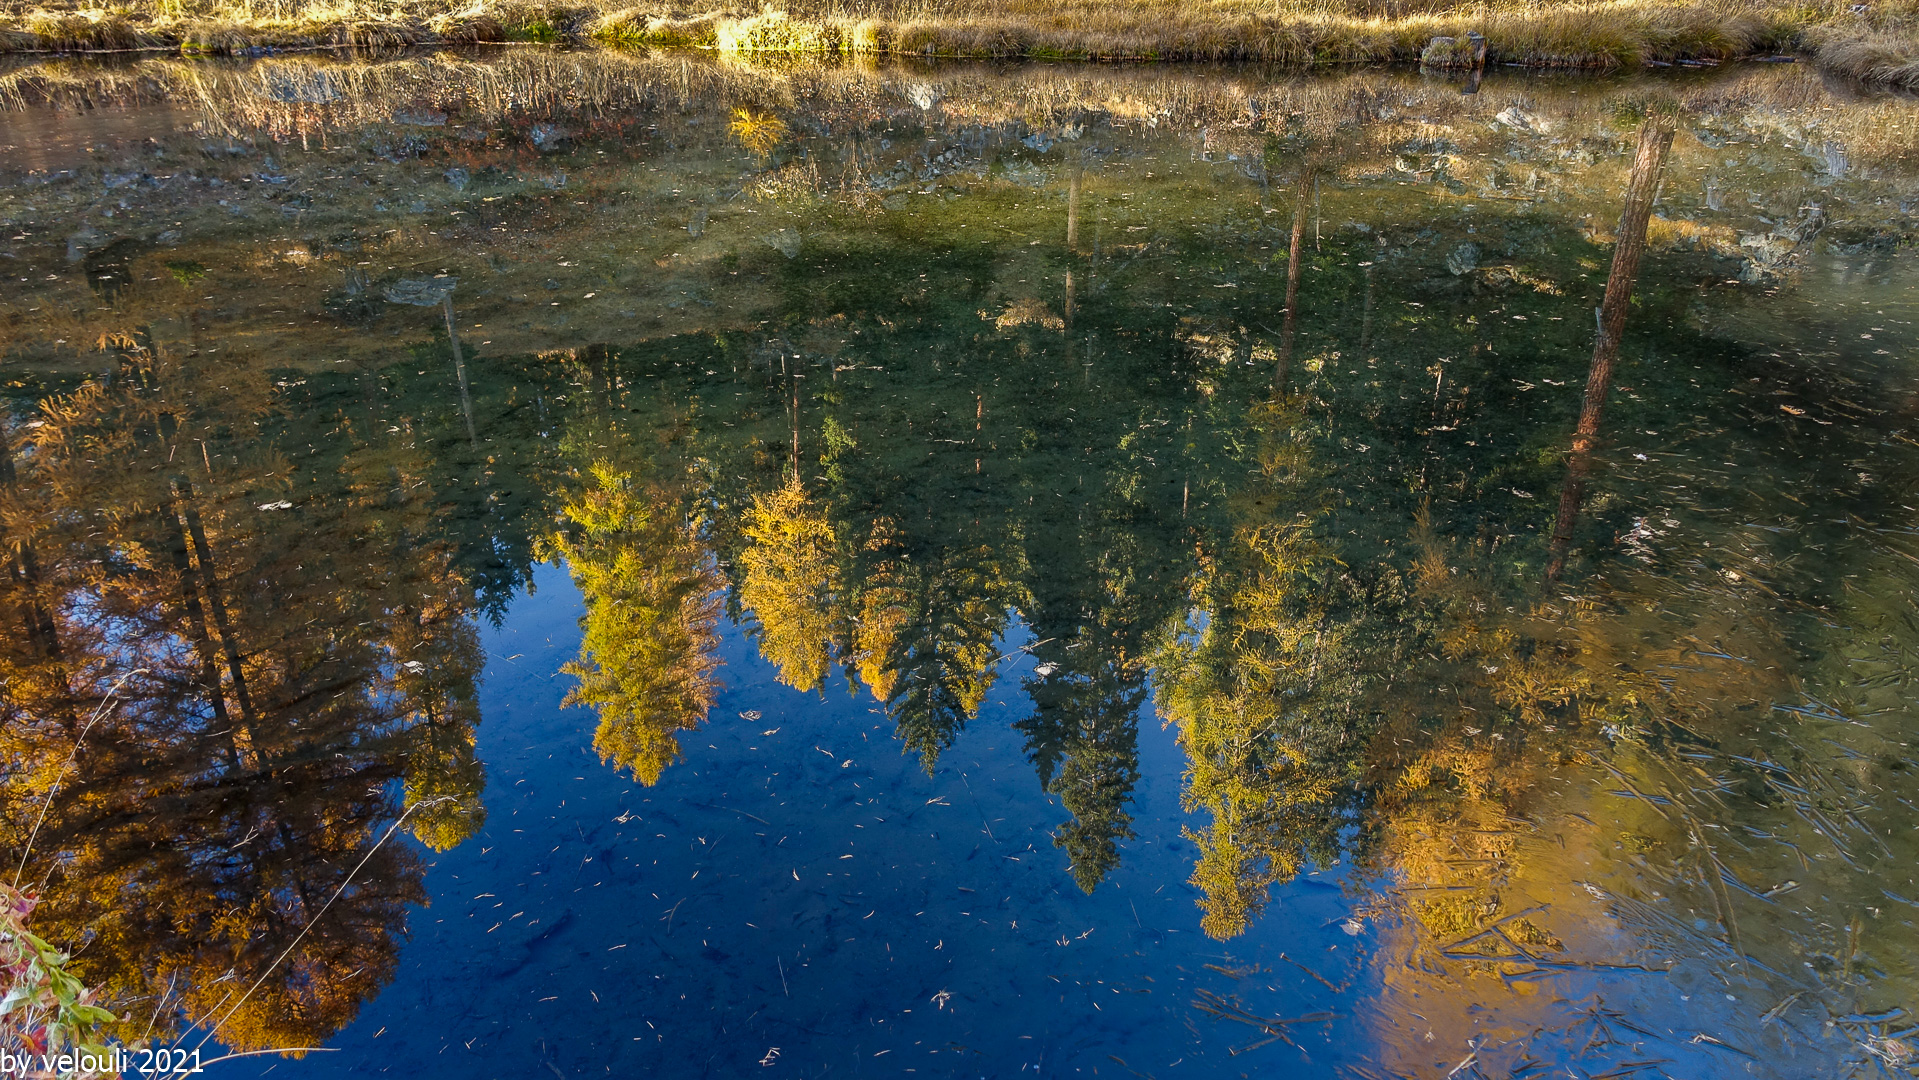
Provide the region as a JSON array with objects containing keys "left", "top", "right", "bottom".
[
  {"left": 1805, "top": 20, "right": 1919, "bottom": 88},
  {"left": 0, "top": 0, "right": 1916, "bottom": 87}
]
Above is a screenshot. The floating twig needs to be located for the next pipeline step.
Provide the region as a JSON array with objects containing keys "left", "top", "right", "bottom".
[{"left": 1191, "top": 988, "right": 1335, "bottom": 1056}]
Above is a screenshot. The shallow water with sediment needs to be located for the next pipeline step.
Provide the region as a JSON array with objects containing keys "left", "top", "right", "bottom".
[{"left": 3, "top": 48, "right": 1919, "bottom": 1079}]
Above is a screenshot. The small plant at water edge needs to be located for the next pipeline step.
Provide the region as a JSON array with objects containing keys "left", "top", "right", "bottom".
[{"left": 0, "top": 883, "right": 117, "bottom": 1074}]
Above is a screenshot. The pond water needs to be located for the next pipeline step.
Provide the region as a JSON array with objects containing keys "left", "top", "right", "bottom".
[{"left": 3, "top": 49, "right": 1919, "bottom": 1080}]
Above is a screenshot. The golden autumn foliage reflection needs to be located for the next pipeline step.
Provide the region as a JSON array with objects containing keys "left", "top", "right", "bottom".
[
  {"left": 738, "top": 478, "right": 839, "bottom": 694},
  {"left": 0, "top": 335, "right": 485, "bottom": 1054},
  {"left": 5, "top": 55, "right": 1918, "bottom": 1072},
  {"left": 1154, "top": 393, "right": 1352, "bottom": 940},
  {"left": 728, "top": 108, "right": 788, "bottom": 160},
  {"left": 545, "top": 460, "right": 723, "bottom": 786}
]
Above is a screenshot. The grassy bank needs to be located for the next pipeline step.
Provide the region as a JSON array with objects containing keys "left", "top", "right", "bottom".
[{"left": 0, "top": 0, "right": 1917, "bottom": 85}]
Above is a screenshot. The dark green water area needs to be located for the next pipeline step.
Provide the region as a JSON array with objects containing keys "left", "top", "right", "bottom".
[{"left": 3, "top": 47, "right": 1919, "bottom": 1079}]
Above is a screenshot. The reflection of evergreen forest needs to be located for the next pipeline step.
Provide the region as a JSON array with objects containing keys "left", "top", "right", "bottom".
[
  {"left": 0, "top": 337, "right": 487, "bottom": 1050},
  {"left": 5, "top": 52, "right": 1919, "bottom": 1056}
]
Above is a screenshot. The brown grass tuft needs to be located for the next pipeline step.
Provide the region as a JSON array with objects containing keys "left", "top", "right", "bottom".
[{"left": 1808, "top": 26, "right": 1919, "bottom": 87}]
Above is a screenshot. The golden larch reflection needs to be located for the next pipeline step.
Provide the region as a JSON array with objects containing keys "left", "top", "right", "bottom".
[
  {"left": 545, "top": 460, "right": 724, "bottom": 786},
  {"left": 738, "top": 477, "right": 839, "bottom": 694},
  {"left": 1, "top": 335, "right": 482, "bottom": 1053}
]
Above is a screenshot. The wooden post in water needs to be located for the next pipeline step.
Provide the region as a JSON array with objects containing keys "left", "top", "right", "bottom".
[
  {"left": 1547, "top": 116, "right": 1675, "bottom": 581},
  {"left": 791, "top": 369, "right": 802, "bottom": 485},
  {"left": 1577, "top": 118, "right": 1674, "bottom": 445},
  {"left": 442, "top": 292, "right": 477, "bottom": 446},
  {"left": 1065, "top": 160, "right": 1082, "bottom": 348},
  {"left": 1274, "top": 168, "right": 1310, "bottom": 390},
  {"left": 1066, "top": 163, "right": 1082, "bottom": 253}
]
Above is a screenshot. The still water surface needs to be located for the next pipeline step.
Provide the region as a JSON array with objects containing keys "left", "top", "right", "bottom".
[{"left": 2, "top": 50, "right": 1919, "bottom": 1079}]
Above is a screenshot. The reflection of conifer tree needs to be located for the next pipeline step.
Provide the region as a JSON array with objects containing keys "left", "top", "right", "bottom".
[
  {"left": 0, "top": 419, "right": 91, "bottom": 773},
  {"left": 388, "top": 594, "right": 489, "bottom": 851},
  {"left": 1015, "top": 503, "right": 1188, "bottom": 893},
  {"left": 314, "top": 371, "right": 496, "bottom": 847},
  {"left": 866, "top": 534, "right": 1010, "bottom": 773},
  {"left": 1158, "top": 636, "right": 1347, "bottom": 940},
  {"left": 545, "top": 460, "right": 722, "bottom": 785},
  {"left": 1156, "top": 394, "right": 1377, "bottom": 939},
  {"left": 0, "top": 339, "right": 483, "bottom": 1052},
  {"left": 0, "top": 421, "right": 66, "bottom": 672},
  {"left": 399, "top": 697, "right": 487, "bottom": 851},
  {"left": 738, "top": 478, "right": 839, "bottom": 693},
  {"left": 844, "top": 518, "right": 912, "bottom": 704},
  {"left": 1017, "top": 652, "right": 1143, "bottom": 893}
]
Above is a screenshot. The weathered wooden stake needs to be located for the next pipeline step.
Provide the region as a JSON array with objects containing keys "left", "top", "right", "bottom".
[
  {"left": 1547, "top": 116, "right": 1676, "bottom": 581},
  {"left": 1274, "top": 170, "right": 1310, "bottom": 390},
  {"left": 443, "top": 292, "right": 477, "bottom": 446},
  {"left": 1066, "top": 163, "right": 1082, "bottom": 252}
]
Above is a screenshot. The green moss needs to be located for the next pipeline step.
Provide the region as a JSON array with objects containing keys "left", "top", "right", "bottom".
[
  {"left": 508, "top": 16, "right": 559, "bottom": 41},
  {"left": 165, "top": 260, "right": 209, "bottom": 284}
]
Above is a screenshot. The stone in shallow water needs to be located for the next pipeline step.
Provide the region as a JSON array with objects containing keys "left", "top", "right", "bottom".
[
  {"left": 760, "top": 228, "right": 802, "bottom": 259},
  {"left": 65, "top": 223, "right": 107, "bottom": 263},
  {"left": 1495, "top": 106, "right": 1548, "bottom": 134},
  {"left": 528, "top": 123, "right": 571, "bottom": 154},
  {"left": 905, "top": 82, "right": 940, "bottom": 110},
  {"left": 386, "top": 276, "right": 457, "bottom": 306},
  {"left": 1446, "top": 241, "right": 1479, "bottom": 276}
]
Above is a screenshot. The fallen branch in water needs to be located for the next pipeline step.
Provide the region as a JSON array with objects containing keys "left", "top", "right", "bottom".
[{"left": 1191, "top": 988, "right": 1336, "bottom": 1056}]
